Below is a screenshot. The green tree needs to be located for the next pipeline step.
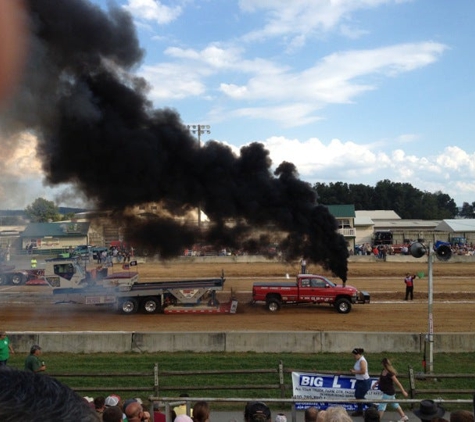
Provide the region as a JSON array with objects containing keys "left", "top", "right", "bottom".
[
  {"left": 313, "top": 180, "right": 458, "bottom": 219},
  {"left": 0, "top": 215, "right": 25, "bottom": 225},
  {"left": 25, "top": 198, "right": 60, "bottom": 222},
  {"left": 459, "top": 202, "right": 475, "bottom": 218},
  {"left": 60, "top": 212, "right": 77, "bottom": 221}
]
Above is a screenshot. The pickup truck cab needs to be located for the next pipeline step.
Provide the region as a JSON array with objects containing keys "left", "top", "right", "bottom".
[{"left": 252, "top": 274, "right": 370, "bottom": 314}]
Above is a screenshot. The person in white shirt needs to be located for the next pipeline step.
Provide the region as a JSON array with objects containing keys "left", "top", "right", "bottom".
[{"left": 350, "top": 347, "right": 371, "bottom": 417}]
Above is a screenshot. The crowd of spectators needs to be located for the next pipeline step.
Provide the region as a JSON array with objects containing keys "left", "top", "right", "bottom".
[{"left": 353, "top": 242, "right": 475, "bottom": 257}]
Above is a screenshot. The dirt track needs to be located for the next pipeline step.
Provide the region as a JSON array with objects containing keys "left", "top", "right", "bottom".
[{"left": 1, "top": 260, "right": 474, "bottom": 333}]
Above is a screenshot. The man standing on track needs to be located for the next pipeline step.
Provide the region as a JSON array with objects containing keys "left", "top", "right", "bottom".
[{"left": 404, "top": 273, "right": 417, "bottom": 300}]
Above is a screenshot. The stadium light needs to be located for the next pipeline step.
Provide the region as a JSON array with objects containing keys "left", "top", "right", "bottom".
[{"left": 186, "top": 124, "right": 211, "bottom": 227}]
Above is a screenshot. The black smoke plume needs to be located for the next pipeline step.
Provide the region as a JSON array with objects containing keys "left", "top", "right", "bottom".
[{"left": 2, "top": 0, "right": 348, "bottom": 280}]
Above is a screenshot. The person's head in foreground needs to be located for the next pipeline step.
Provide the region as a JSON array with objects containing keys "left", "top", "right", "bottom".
[
  {"left": 413, "top": 400, "right": 445, "bottom": 422},
  {"left": 0, "top": 367, "right": 99, "bottom": 421},
  {"left": 244, "top": 401, "right": 271, "bottom": 422},
  {"left": 323, "top": 406, "right": 352, "bottom": 422}
]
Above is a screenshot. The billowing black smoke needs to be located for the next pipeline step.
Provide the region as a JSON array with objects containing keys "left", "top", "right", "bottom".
[{"left": 3, "top": 0, "right": 348, "bottom": 280}]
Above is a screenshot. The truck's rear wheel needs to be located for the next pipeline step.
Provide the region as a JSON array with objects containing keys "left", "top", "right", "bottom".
[
  {"left": 11, "top": 273, "right": 25, "bottom": 285},
  {"left": 0, "top": 274, "right": 6, "bottom": 285},
  {"left": 335, "top": 298, "right": 352, "bottom": 314},
  {"left": 119, "top": 298, "right": 139, "bottom": 314},
  {"left": 266, "top": 298, "right": 281, "bottom": 312},
  {"left": 142, "top": 297, "right": 160, "bottom": 314}
]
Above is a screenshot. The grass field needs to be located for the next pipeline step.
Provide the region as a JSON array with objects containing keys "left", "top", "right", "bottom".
[{"left": 7, "top": 352, "right": 475, "bottom": 412}]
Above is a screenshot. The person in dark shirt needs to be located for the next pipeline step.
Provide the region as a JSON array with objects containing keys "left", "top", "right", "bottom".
[
  {"left": 372, "top": 357, "right": 409, "bottom": 422},
  {"left": 404, "top": 273, "right": 417, "bottom": 300},
  {"left": 24, "top": 344, "right": 46, "bottom": 372}
]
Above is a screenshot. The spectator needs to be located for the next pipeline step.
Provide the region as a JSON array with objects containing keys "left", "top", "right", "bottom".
[
  {"left": 0, "top": 367, "right": 99, "bottom": 421},
  {"left": 350, "top": 348, "right": 371, "bottom": 417},
  {"left": 364, "top": 407, "right": 380, "bottom": 422},
  {"left": 102, "top": 406, "right": 123, "bottom": 422},
  {"left": 24, "top": 344, "right": 46, "bottom": 372},
  {"left": 94, "top": 396, "right": 106, "bottom": 421},
  {"left": 372, "top": 357, "right": 409, "bottom": 422},
  {"left": 153, "top": 402, "right": 166, "bottom": 422},
  {"left": 123, "top": 397, "right": 139, "bottom": 413},
  {"left": 244, "top": 401, "right": 271, "bottom": 422},
  {"left": 323, "top": 406, "right": 352, "bottom": 422},
  {"left": 174, "top": 393, "right": 192, "bottom": 417},
  {"left": 0, "top": 330, "right": 14, "bottom": 366},
  {"left": 193, "top": 401, "right": 210, "bottom": 422},
  {"left": 275, "top": 414, "right": 287, "bottom": 422},
  {"left": 413, "top": 400, "right": 445, "bottom": 421},
  {"left": 104, "top": 394, "right": 121, "bottom": 408},
  {"left": 304, "top": 407, "right": 319, "bottom": 422},
  {"left": 451, "top": 410, "right": 474, "bottom": 422},
  {"left": 176, "top": 416, "right": 193, "bottom": 422},
  {"left": 365, "top": 244, "right": 372, "bottom": 255},
  {"left": 316, "top": 410, "right": 326, "bottom": 422},
  {"left": 300, "top": 258, "right": 307, "bottom": 274},
  {"left": 125, "top": 401, "right": 151, "bottom": 422}
]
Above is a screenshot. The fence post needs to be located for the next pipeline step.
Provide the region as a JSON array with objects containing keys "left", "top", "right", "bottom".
[
  {"left": 408, "top": 366, "right": 416, "bottom": 406},
  {"left": 279, "top": 360, "right": 285, "bottom": 399},
  {"left": 154, "top": 363, "right": 159, "bottom": 398}
]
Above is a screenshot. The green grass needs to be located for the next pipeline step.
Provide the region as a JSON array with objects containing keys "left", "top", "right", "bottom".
[{"left": 8, "top": 352, "right": 475, "bottom": 412}]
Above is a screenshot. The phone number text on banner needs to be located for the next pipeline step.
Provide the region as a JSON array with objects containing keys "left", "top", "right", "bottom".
[{"left": 292, "top": 372, "right": 383, "bottom": 410}]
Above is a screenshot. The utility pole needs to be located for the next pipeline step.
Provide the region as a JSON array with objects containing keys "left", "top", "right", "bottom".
[{"left": 186, "top": 124, "right": 211, "bottom": 228}]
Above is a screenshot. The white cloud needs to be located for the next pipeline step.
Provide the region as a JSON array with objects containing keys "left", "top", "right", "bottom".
[
  {"left": 139, "top": 63, "right": 206, "bottom": 99},
  {"left": 213, "top": 42, "right": 446, "bottom": 126},
  {"left": 123, "top": 0, "right": 182, "bottom": 24},
  {"left": 238, "top": 0, "right": 400, "bottom": 45},
  {"left": 227, "top": 104, "right": 323, "bottom": 127},
  {"left": 252, "top": 136, "right": 475, "bottom": 204}
]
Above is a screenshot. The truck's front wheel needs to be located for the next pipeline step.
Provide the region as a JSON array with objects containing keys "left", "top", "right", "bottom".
[
  {"left": 119, "top": 298, "right": 139, "bottom": 314},
  {"left": 266, "top": 298, "right": 281, "bottom": 312},
  {"left": 335, "top": 298, "right": 352, "bottom": 314}
]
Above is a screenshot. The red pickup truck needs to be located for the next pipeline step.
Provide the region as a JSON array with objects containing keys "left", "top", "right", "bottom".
[{"left": 252, "top": 274, "right": 370, "bottom": 314}]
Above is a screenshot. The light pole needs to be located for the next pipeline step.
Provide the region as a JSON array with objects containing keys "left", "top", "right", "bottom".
[
  {"left": 409, "top": 241, "right": 434, "bottom": 373},
  {"left": 186, "top": 124, "right": 211, "bottom": 227},
  {"left": 427, "top": 242, "right": 434, "bottom": 374}
]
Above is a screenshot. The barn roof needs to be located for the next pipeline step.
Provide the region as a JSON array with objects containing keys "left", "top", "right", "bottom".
[
  {"left": 435, "top": 219, "right": 475, "bottom": 233},
  {"left": 355, "top": 210, "right": 400, "bottom": 220},
  {"left": 326, "top": 204, "right": 355, "bottom": 218},
  {"left": 354, "top": 216, "right": 374, "bottom": 226},
  {"left": 21, "top": 222, "right": 90, "bottom": 238}
]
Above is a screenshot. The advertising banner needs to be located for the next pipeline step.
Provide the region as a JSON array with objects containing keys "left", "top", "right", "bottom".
[{"left": 292, "top": 372, "right": 383, "bottom": 410}]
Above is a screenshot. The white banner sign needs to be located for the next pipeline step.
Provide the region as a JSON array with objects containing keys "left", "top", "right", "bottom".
[{"left": 292, "top": 372, "right": 383, "bottom": 410}]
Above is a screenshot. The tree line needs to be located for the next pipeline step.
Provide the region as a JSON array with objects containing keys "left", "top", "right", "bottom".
[
  {"left": 313, "top": 179, "right": 475, "bottom": 219},
  {"left": 0, "top": 198, "right": 80, "bottom": 224},
  {"left": 2, "top": 184, "right": 475, "bottom": 225}
]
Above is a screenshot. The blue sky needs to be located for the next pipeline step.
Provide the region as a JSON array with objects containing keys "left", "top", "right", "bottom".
[{"left": 2, "top": 0, "right": 475, "bottom": 209}]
